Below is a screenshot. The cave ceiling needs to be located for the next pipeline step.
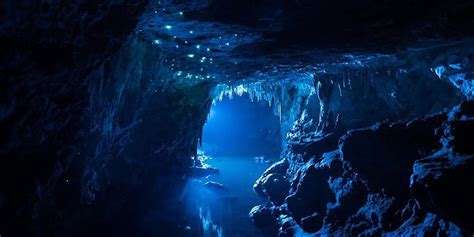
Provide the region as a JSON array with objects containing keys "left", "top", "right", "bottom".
[{"left": 137, "top": 0, "right": 474, "bottom": 85}]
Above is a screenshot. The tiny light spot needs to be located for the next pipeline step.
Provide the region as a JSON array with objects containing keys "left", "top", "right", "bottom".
[
  {"left": 164, "top": 25, "right": 172, "bottom": 30},
  {"left": 187, "top": 54, "right": 195, "bottom": 58}
]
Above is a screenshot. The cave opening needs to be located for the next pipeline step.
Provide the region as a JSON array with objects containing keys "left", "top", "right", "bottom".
[
  {"left": 182, "top": 87, "right": 282, "bottom": 237},
  {"left": 201, "top": 92, "right": 281, "bottom": 158}
]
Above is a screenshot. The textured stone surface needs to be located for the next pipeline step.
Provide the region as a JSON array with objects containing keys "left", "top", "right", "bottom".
[
  {"left": 1, "top": 0, "right": 148, "bottom": 234},
  {"left": 253, "top": 101, "right": 474, "bottom": 236}
]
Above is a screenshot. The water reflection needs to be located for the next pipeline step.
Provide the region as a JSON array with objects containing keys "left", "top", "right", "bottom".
[
  {"left": 199, "top": 206, "right": 223, "bottom": 237},
  {"left": 182, "top": 156, "right": 276, "bottom": 237}
]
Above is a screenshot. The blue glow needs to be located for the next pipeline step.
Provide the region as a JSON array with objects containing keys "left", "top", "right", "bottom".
[
  {"left": 164, "top": 25, "right": 172, "bottom": 30},
  {"left": 202, "top": 94, "right": 281, "bottom": 157},
  {"left": 182, "top": 155, "right": 273, "bottom": 237},
  {"left": 187, "top": 54, "right": 195, "bottom": 58}
]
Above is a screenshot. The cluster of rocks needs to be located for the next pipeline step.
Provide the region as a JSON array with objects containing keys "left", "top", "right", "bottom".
[{"left": 251, "top": 101, "right": 474, "bottom": 236}]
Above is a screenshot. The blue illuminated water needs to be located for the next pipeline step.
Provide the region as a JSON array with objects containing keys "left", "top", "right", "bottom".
[{"left": 182, "top": 156, "right": 277, "bottom": 237}]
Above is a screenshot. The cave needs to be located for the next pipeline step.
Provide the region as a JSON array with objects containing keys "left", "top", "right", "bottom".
[{"left": 1, "top": 0, "right": 474, "bottom": 237}]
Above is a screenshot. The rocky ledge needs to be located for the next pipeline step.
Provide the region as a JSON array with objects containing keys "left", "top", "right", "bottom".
[{"left": 251, "top": 101, "right": 474, "bottom": 236}]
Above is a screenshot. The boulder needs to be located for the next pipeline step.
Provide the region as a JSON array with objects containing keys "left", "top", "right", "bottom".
[
  {"left": 249, "top": 205, "right": 276, "bottom": 227},
  {"left": 254, "top": 159, "right": 289, "bottom": 200}
]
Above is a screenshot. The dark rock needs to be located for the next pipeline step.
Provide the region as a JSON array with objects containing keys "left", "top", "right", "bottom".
[
  {"left": 286, "top": 151, "right": 367, "bottom": 233},
  {"left": 411, "top": 154, "right": 474, "bottom": 232},
  {"left": 254, "top": 159, "right": 289, "bottom": 199},
  {"left": 0, "top": 1, "right": 148, "bottom": 235},
  {"left": 340, "top": 114, "right": 447, "bottom": 200},
  {"left": 448, "top": 100, "right": 474, "bottom": 120},
  {"left": 289, "top": 132, "right": 341, "bottom": 162},
  {"left": 325, "top": 174, "right": 368, "bottom": 228},
  {"left": 447, "top": 120, "right": 474, "bottom": 155},
  {"left": 249, "top": 205, "right": 276, "bottom": 227},
  {"left": 344, "top": 194, "right": 399, "bottom": 235},
  {"left": 301, "top": 212, "right": 323, "bottom": 233},
  {"left": 410, "top": 101, "right": 474, "bottom": 232},
  {"left": 387, "top": 212, "right": 464, "bottom": 236},
  {"left": 260, "top": 173, "right": 290, "bottom": 206},
  {"left": 189, "top": 166, "right": 219, "bottom": 178},
  {"left": 255, "top": 101, "right": 474, "bottom": 235},
  {"left": 204, "top": 181, "right": 225, "bottom": 192}
]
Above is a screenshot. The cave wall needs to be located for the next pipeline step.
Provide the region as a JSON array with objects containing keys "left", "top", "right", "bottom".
[
  {"left": 251, "top": 46, "right": 474, "bottom": 236},
  {"left": 1, "top": 21, "right": 215, "bottom": 233},
  {"left": 0, "top": 1, "right": 215, "bottom": 235}
]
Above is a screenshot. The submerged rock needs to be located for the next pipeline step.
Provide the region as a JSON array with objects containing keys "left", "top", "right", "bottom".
[
  {"left": 189, "top": 166, "right": 219, "bottom": 178},
  {"left": 204, "top": 181, "right": 225, "bottom": 192}
]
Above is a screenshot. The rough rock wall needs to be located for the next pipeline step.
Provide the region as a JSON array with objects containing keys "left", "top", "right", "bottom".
[
  {"left": 252, "top": 101, "right": 474, "bottom": 236},
  {"left": 251, "top": 44, "right": 474, "bottom": 236},
  {"left": 0, "top": 1, "right": 149, "bottom": 235}
]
